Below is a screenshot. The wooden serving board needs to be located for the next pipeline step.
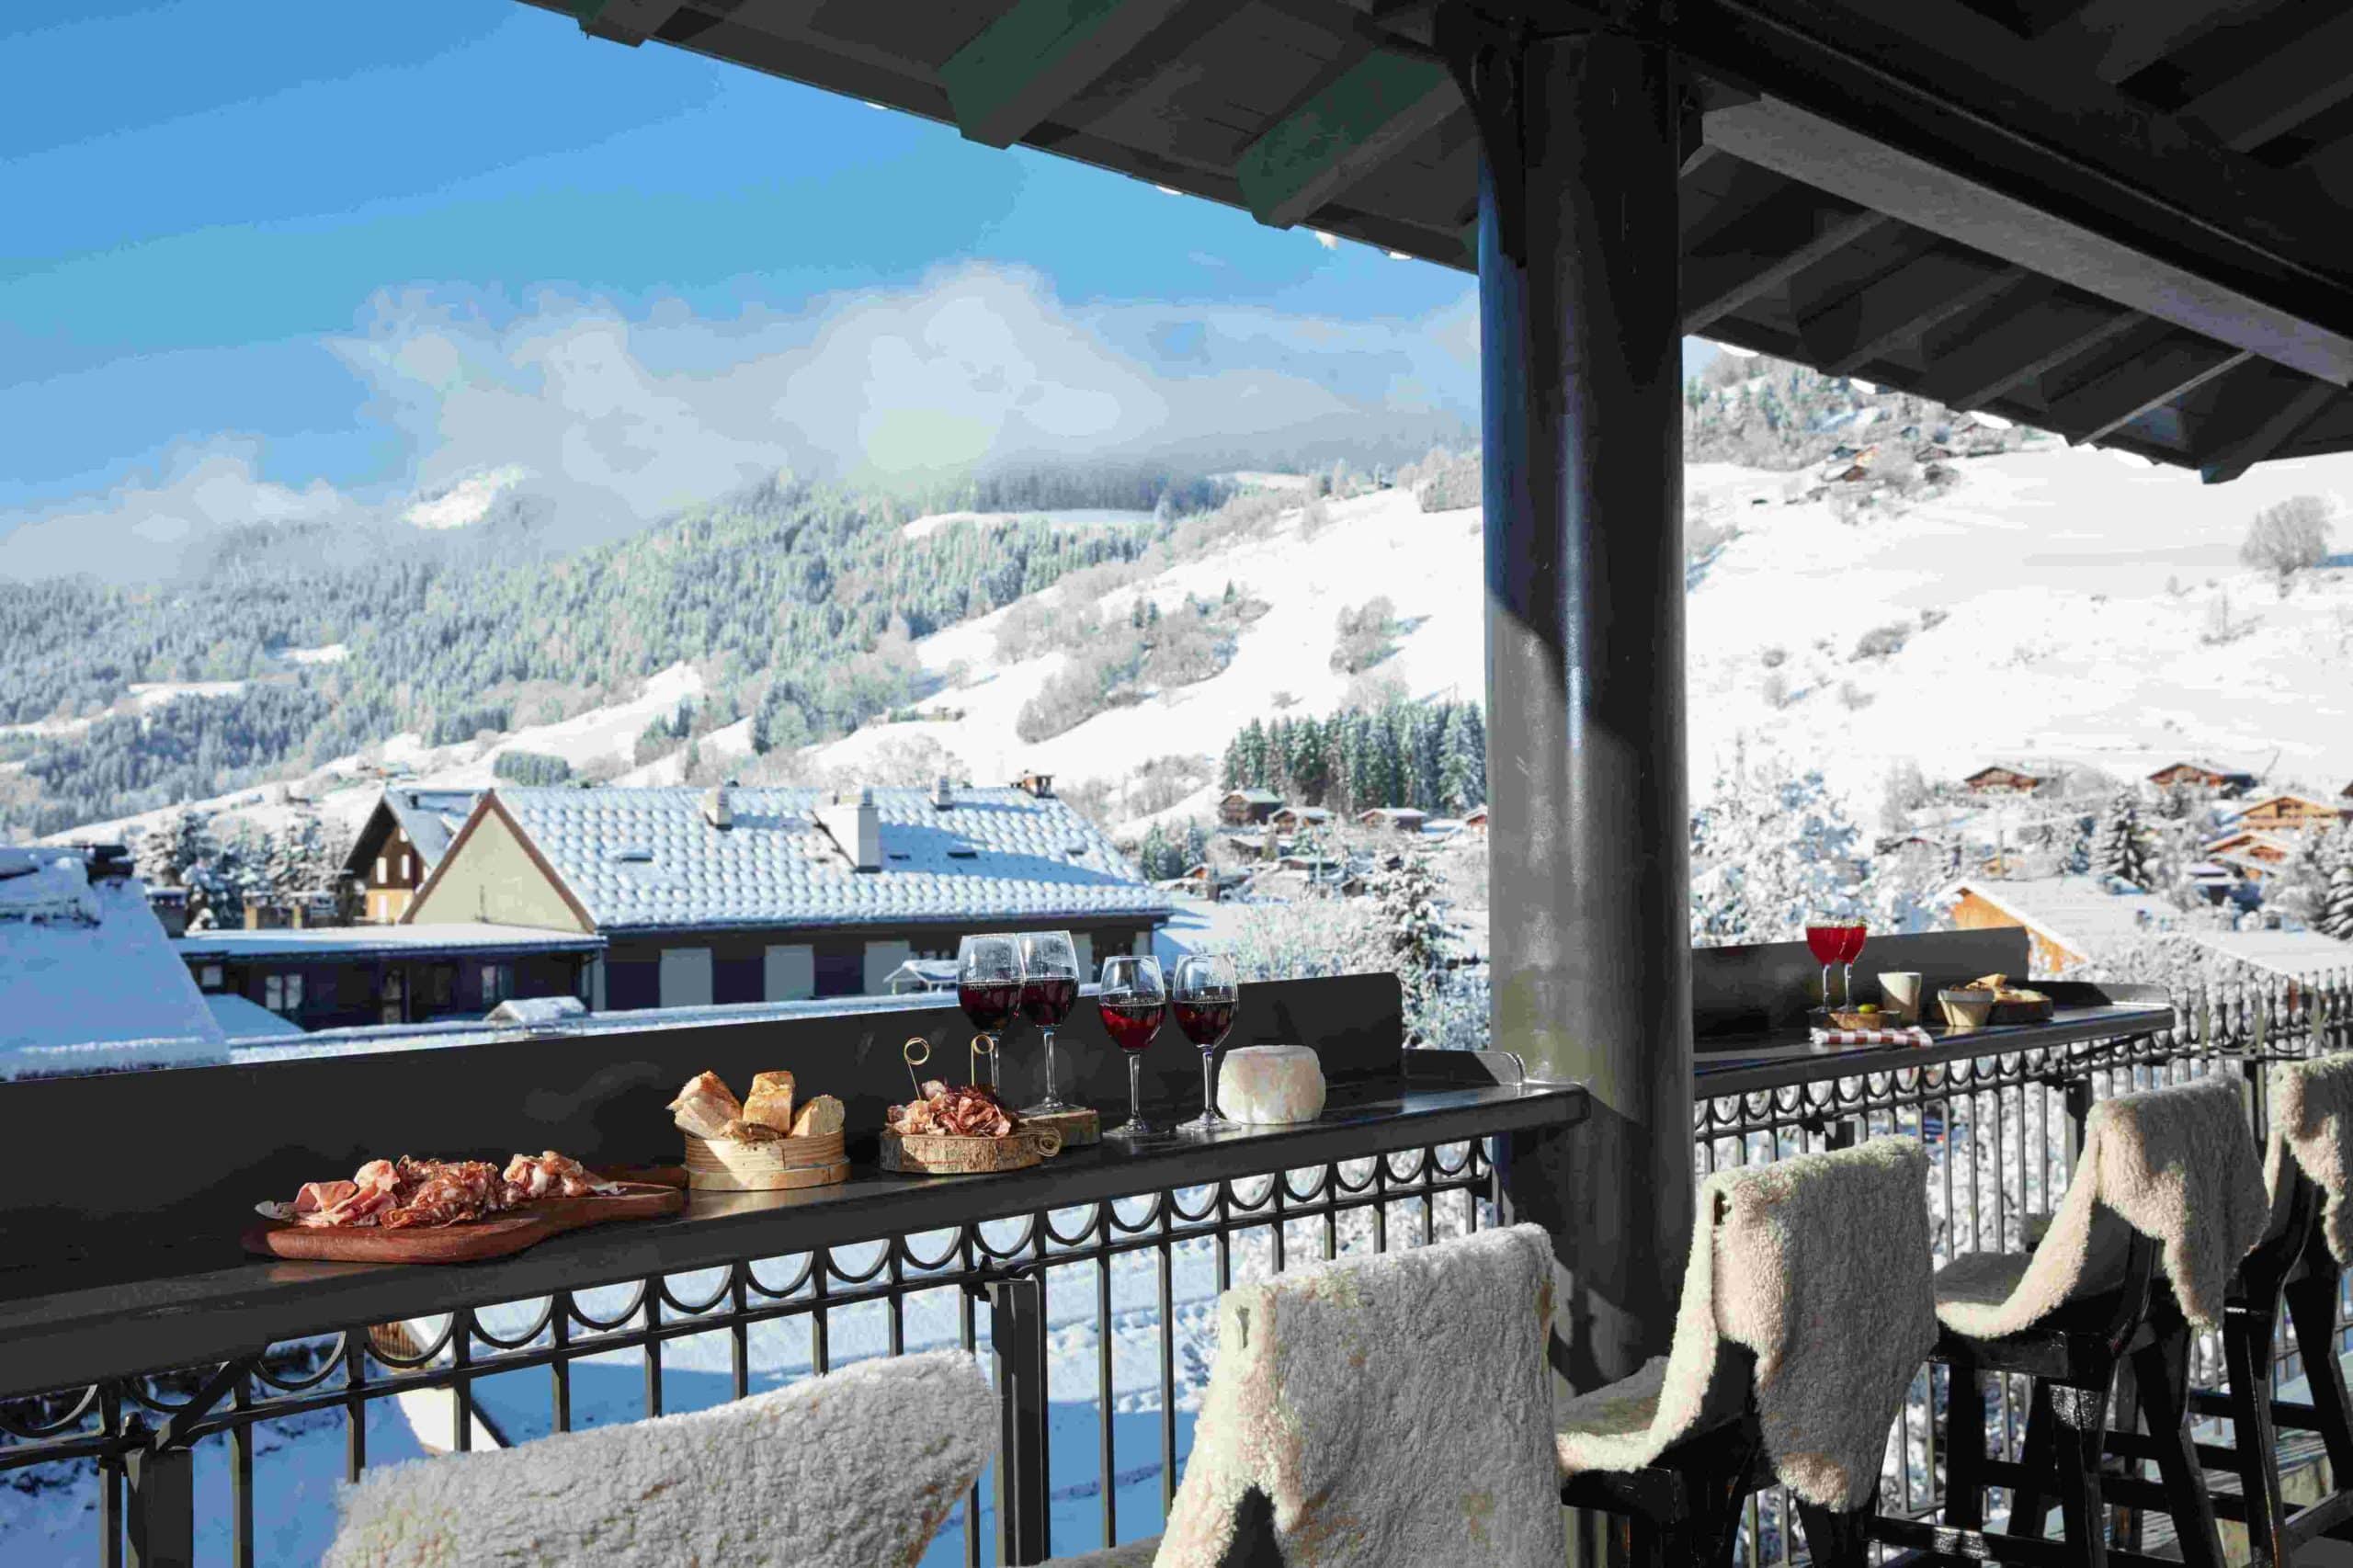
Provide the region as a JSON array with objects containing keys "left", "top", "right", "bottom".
[
  {"left": 241, "top": 1183, "right": 683, "bottom": 1266},
  {"left": 880, "top": 1126, "right": 1063, "bottom": 1176},
  {"left": 1989, "top": 997, "right": 2058, "bottom": 1025}
]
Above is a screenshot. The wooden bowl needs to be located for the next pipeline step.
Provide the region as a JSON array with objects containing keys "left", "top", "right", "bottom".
[
  {"left": 879, "top": 1126, "right": 1063, "bottom": 1176},
  {"left": 684, "top": 1131, "right": 849, "bottom": 1192},
  {"left": 1827, "top": 1007, "right": 1899, "bottom": 1030}
]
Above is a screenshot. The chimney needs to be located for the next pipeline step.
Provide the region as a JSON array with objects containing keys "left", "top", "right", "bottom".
[
  {"left": 702, "top": 785, "right": 733, "bottom": 830},
  {"left": 932, "top": 775, "right": 955, "bottom": 810},
  {"left": 1015, "top": 770, "right": 1054, "bottom": 799},
  {"left": 817, "top": 787, "right": 881, "bottom": 871}
]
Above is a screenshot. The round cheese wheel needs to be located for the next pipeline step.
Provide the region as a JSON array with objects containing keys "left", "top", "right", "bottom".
[{"left": 1215, "top": 1045, "right": 1326, "bottom": 1125}]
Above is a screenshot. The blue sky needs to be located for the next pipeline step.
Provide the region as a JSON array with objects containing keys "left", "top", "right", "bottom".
[{"left": 0, "top": 1, "right": 1696, "bottom": 577}]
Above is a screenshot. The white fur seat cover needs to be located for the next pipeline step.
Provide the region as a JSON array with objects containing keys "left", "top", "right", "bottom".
[
  {"left": 1131, "top": 1223, "right": 1562, "bottom": 1568},
  {"left": 1936, "top": 1074, "right": 2267, "bottom": 1340},
  {"left": 323, "top": 1350, "right": 994, "bottom": 1568},
  {"left": 2267, "top": 1052, "right": 2353, "bottom": 1263},
  {"left": 1557, "top": 1136, "right": 1937, "bottom": 1509}
]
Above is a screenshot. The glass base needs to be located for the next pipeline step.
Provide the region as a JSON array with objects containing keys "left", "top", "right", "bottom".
[
  {"left": 1105, "top": 1117, "right": 1165, "bottom": 1142},
  {"left": 1020, "top": 1094, "right": 1074, "bottom": 1117},
  {"left": 1176, "top": 1110, "right": 1224, "bottom": 1136}
]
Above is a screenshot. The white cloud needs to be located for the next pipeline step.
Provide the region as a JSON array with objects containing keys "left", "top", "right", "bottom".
[
  {"left": 3, "top": 267, "right": 1483, "bottom": 577},
  {"left": 0, "top": 442, "right": 360, "bottom": 581}
]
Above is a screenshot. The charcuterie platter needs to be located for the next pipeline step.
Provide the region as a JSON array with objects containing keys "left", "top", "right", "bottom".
[
  {"left": 879, "top": 1036, "right": 1065, "bottom": 1176},
  {"left": 243, "top": 1153, "right": 683, "bottom": 1265}
]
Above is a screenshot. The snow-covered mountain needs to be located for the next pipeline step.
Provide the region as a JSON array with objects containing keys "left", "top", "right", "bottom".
[{"left": 39, "top": 442, "right": 2353, "bottom": 854}]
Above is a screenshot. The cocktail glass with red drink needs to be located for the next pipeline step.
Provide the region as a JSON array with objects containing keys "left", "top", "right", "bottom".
[
  {"left": 1805, "top": 919, "right": 1847, "bottom": 1007},
  {"left": 1014, "top": 930, "right": 1081, "bottom": 1115},
  {"left": 1836, "top": 919, "right": 1870, "bottom": 1014},
  {"left": 956, "top": 934, "right": 1021, "bottom": 1091},
  {"left": 1097, "top": 955, "right": 1167, "bottom": 1142}
]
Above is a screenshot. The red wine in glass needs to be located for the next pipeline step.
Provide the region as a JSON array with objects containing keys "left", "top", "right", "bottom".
[
  {"left": 1174, "top": 1000, "right": 1235, "bottom": 1046},
  {"left": 1097, "top": 955, "right": 1167, "bottom": 1140},
  {"left": 1015, "top": 930, "right": 1081, "bottom": 1114},
  {"left": 1018, "top": 976, "right": 1078, "bottom": 1028},
  {"left": 958, "top": 980, "right": 1020, "bottom": 1032},
  {"left": 1099, "top": 999, "right": 1165, "bottom": 1053}
]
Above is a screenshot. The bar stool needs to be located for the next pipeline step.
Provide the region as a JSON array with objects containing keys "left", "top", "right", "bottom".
[
  {"left": 1885, "top": 1074, "right": 2267, "bottom": 1568},
  {"left": 2130, "top": 1052, "right": 2353, "bottom": 1564},
  {"left": 1554, "top": 1136, "right": 1938, "bottom": 1568},
  {"left": 321, "top": 1349, "right": 995, "bottom": 1568},
  {"left": 1041, "top": 1223, "right": 1564, "bottom": 1568}
]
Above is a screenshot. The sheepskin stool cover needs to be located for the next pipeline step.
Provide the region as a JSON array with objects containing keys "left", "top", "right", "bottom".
[
  {"left": 1556, "top": 1135, "right": 1937, "bottom": 1509},
  {"left": 323, "top": 1349, "right": 994, "bottom": 1568},
  {"left": 1141, "top": 1222, "right": 1563, "bottom": 1568},
  {"left": 1935, "top": 1074, "right": 2267, "bottom": 1338},
  {"left": 2268, "top": 1052, "right": 2353, "bottom": 1264}
]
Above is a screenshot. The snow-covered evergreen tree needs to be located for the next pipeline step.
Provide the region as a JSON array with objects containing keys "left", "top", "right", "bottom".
[
  {"left": 1438, "top": 705, "right": 1485, "bottom": 813},
  {"left": 136, "top": 807, "right": 211, "bottom": 889},
  {"left": 1688, "top": 743, "right": 1868, "bottom": 945},
  {"left": 2325, "top": 849, "right": 2353, "bottom": 941},
  {"left": 2093, "top": 793, "right": 2156, "bottom": 889},
  {"left": 1368, "top": 852, "right": 1450, "bottom": 1044}
]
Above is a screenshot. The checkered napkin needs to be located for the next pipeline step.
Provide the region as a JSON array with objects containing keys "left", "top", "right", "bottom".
[{"left": 1809, "top": 1026, "right": 1934, "bottom": 1048}]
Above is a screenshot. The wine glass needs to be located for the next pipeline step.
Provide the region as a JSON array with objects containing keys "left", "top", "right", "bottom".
[
  {"left": 1015, "top": 931, "right": 1081, "bottom": 1115},
  {"left": 1838, "top": 919, "right": 1870, "bottom": 1014},
  {"left": 956, "top": 934, "right": 1021, "bottom": 1092},
  {"left": 1171, "top": 953, "right": 1238, "bottom": 1136},
  {"left": 1097, "top": 955, "right": 1167, "bottom": 1142},
  {"left": 1804, "top": 919, "right": 1847, "bottom": 1007}
]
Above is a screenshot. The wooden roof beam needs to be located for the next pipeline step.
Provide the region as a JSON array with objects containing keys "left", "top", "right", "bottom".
[
  {"left": 1916, "top": 302, "right": 2144, "bottom": 410},
  {"left": 1681, "top": 203, "right": 1891, "bottom": 335},
  {"left": 2198, "top": 376, "right": 2344, "bottom": 484},
  {"left": 1233, "top": 51, "right": 1457, "bottom": 230},
  {"left": 2040, "top": 0, "right": 2279, "bottom": 87},
  {"left": 2177, "top": 12, "right": 2353, "bottom": 154},
  {"left": 2045, "top": 337, "right": 2253, "bottom": 445},
  {"left": 938, "top": 0, "right": 1199, "bottom": 150},
  {"left": 1799, "top": 256, "right": 2028, "bottom": 376},
  {"left": 574, "top": 0, "right": 688, "bottom": 46},
  {"left": 1688, "top": 16, "right": 2353, "bottom": 386}
]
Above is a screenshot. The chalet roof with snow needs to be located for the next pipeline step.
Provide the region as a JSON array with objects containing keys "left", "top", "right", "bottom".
[
  {"left": 0, "top": 847, "right": 226, "bottom": 1074},
  {"left": 1222, "top": 789, "right": 1283, "bottom": 806},
  {"left": 1961, "top": 764, "right": 2049, "bottom": 790},
  {"left": 341, "top": 787, "right": 483, "bottom": 877},
  {"left": 2192, "top": 930, "right": 2353, "bottom": 980},
  {"left": 2148, "top": 760, "right": 2257, "bottom": 790},
  {"left": 2223, "top": 793, "right": 2345, "bottom": 829},
  {"left": 415, "top": 786, "right": 1171, "bottom": 936},
  {"left": 1945, "top": 874, "right": 2183, "bottom": 967}
]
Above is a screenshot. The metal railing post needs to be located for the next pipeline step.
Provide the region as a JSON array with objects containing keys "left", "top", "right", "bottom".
[
  {"left": 988, "top": 1273, "right": 1051, "bottom": 1564},
  {"left": 124, "top": 1425, "right": 193, "bottom": 1568}
]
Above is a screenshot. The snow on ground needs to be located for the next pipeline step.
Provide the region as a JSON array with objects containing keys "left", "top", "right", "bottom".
[
  {"left": 273, "top": 643, "right": 348, "bottom": 666},
  {"left": 816, "top": 447, "right": 2353, "bottom": 825},
  {"left": 416, "top": 663, "right": 708, "bottom": 790},
  {"left": 617, "top": 713, "right": 753, "bottom": 786},
  {"left": 900, "top": 506, "right": 1156, "bottom": 541}
]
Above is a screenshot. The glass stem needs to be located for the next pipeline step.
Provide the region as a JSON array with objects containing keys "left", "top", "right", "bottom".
[
  {"left": 1200, "top": 1049, "right": 1217, "bottom": 1121},
  {"left": 1040, "top": 1027, "right": 1058, "bottom": 1103},
  {"left": 1128, "top": 1053, "right": 1143, "bottom": 1127},
  {"left": 1822, "top": 964, "right": 1834, "bottom": 1007},
  {"left": 1842, "top": 964, "right": 1855, "bottom": 1009},
  {"left": 988, "top": 1031, "right": 1001, "bottom": 1091}
]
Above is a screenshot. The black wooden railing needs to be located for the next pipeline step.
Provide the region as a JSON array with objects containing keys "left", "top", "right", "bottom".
[{"left": 4, "top": 963, "right": 2350, "bottom": 1565}]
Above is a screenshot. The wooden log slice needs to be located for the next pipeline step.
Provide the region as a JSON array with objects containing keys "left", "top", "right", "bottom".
[{"left": 879, "top": 1126, "right": 1063, "bottom": 1176}]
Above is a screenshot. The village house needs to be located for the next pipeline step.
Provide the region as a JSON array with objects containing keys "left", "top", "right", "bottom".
[
  {"left": 1267, "top": 803, "right": 1332, "bottom": 833},
  {"left": 1218, "top": 788, "right": 1284, "bottom": 826},
  {"left": 2201, "top": 828, "right": 2302, "bottom": 881},
  {"left": 1462, "top": 804, "right": 1488, "bottom": 831},
  {"left": 2225, "top": 792, "right": 2345, "bottom": 833},
  {"left": 2147, "top": 760, "right": 2257, "bottom": 796},
  {"left": 1945, "top": 875, "right": 2180, "bottom": 971},
  {"left": 342, "top": 788, "right": 484, "bottom": 924},
  {"left": 1358, "top": 805, "right": 1429, "bottom": 833},
  {"left": 403, "top": 779, "right": 1170, "bottom": 1010},
  {"left": 175, "top": 924, "right": 605, "bottom": 1032},
  {"left": 1961, "top": 765, "right": 2048, "bottom": 796}
]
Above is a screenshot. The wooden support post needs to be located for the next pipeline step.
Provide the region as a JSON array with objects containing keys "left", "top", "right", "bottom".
[
  {"left": 1446, "top": 15, "right": 1692, "bottom": 1556},
  {"left": 990, "top": 1275, "right": 1052, "bottom": 1563},
  {"left": 125, "top": 1438, "right": 193, "bottom": 1568}
]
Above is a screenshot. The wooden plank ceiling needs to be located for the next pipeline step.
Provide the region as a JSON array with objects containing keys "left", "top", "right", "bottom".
[{"left": 538, "top": 0, "right": 2353, "bottom": 481}]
